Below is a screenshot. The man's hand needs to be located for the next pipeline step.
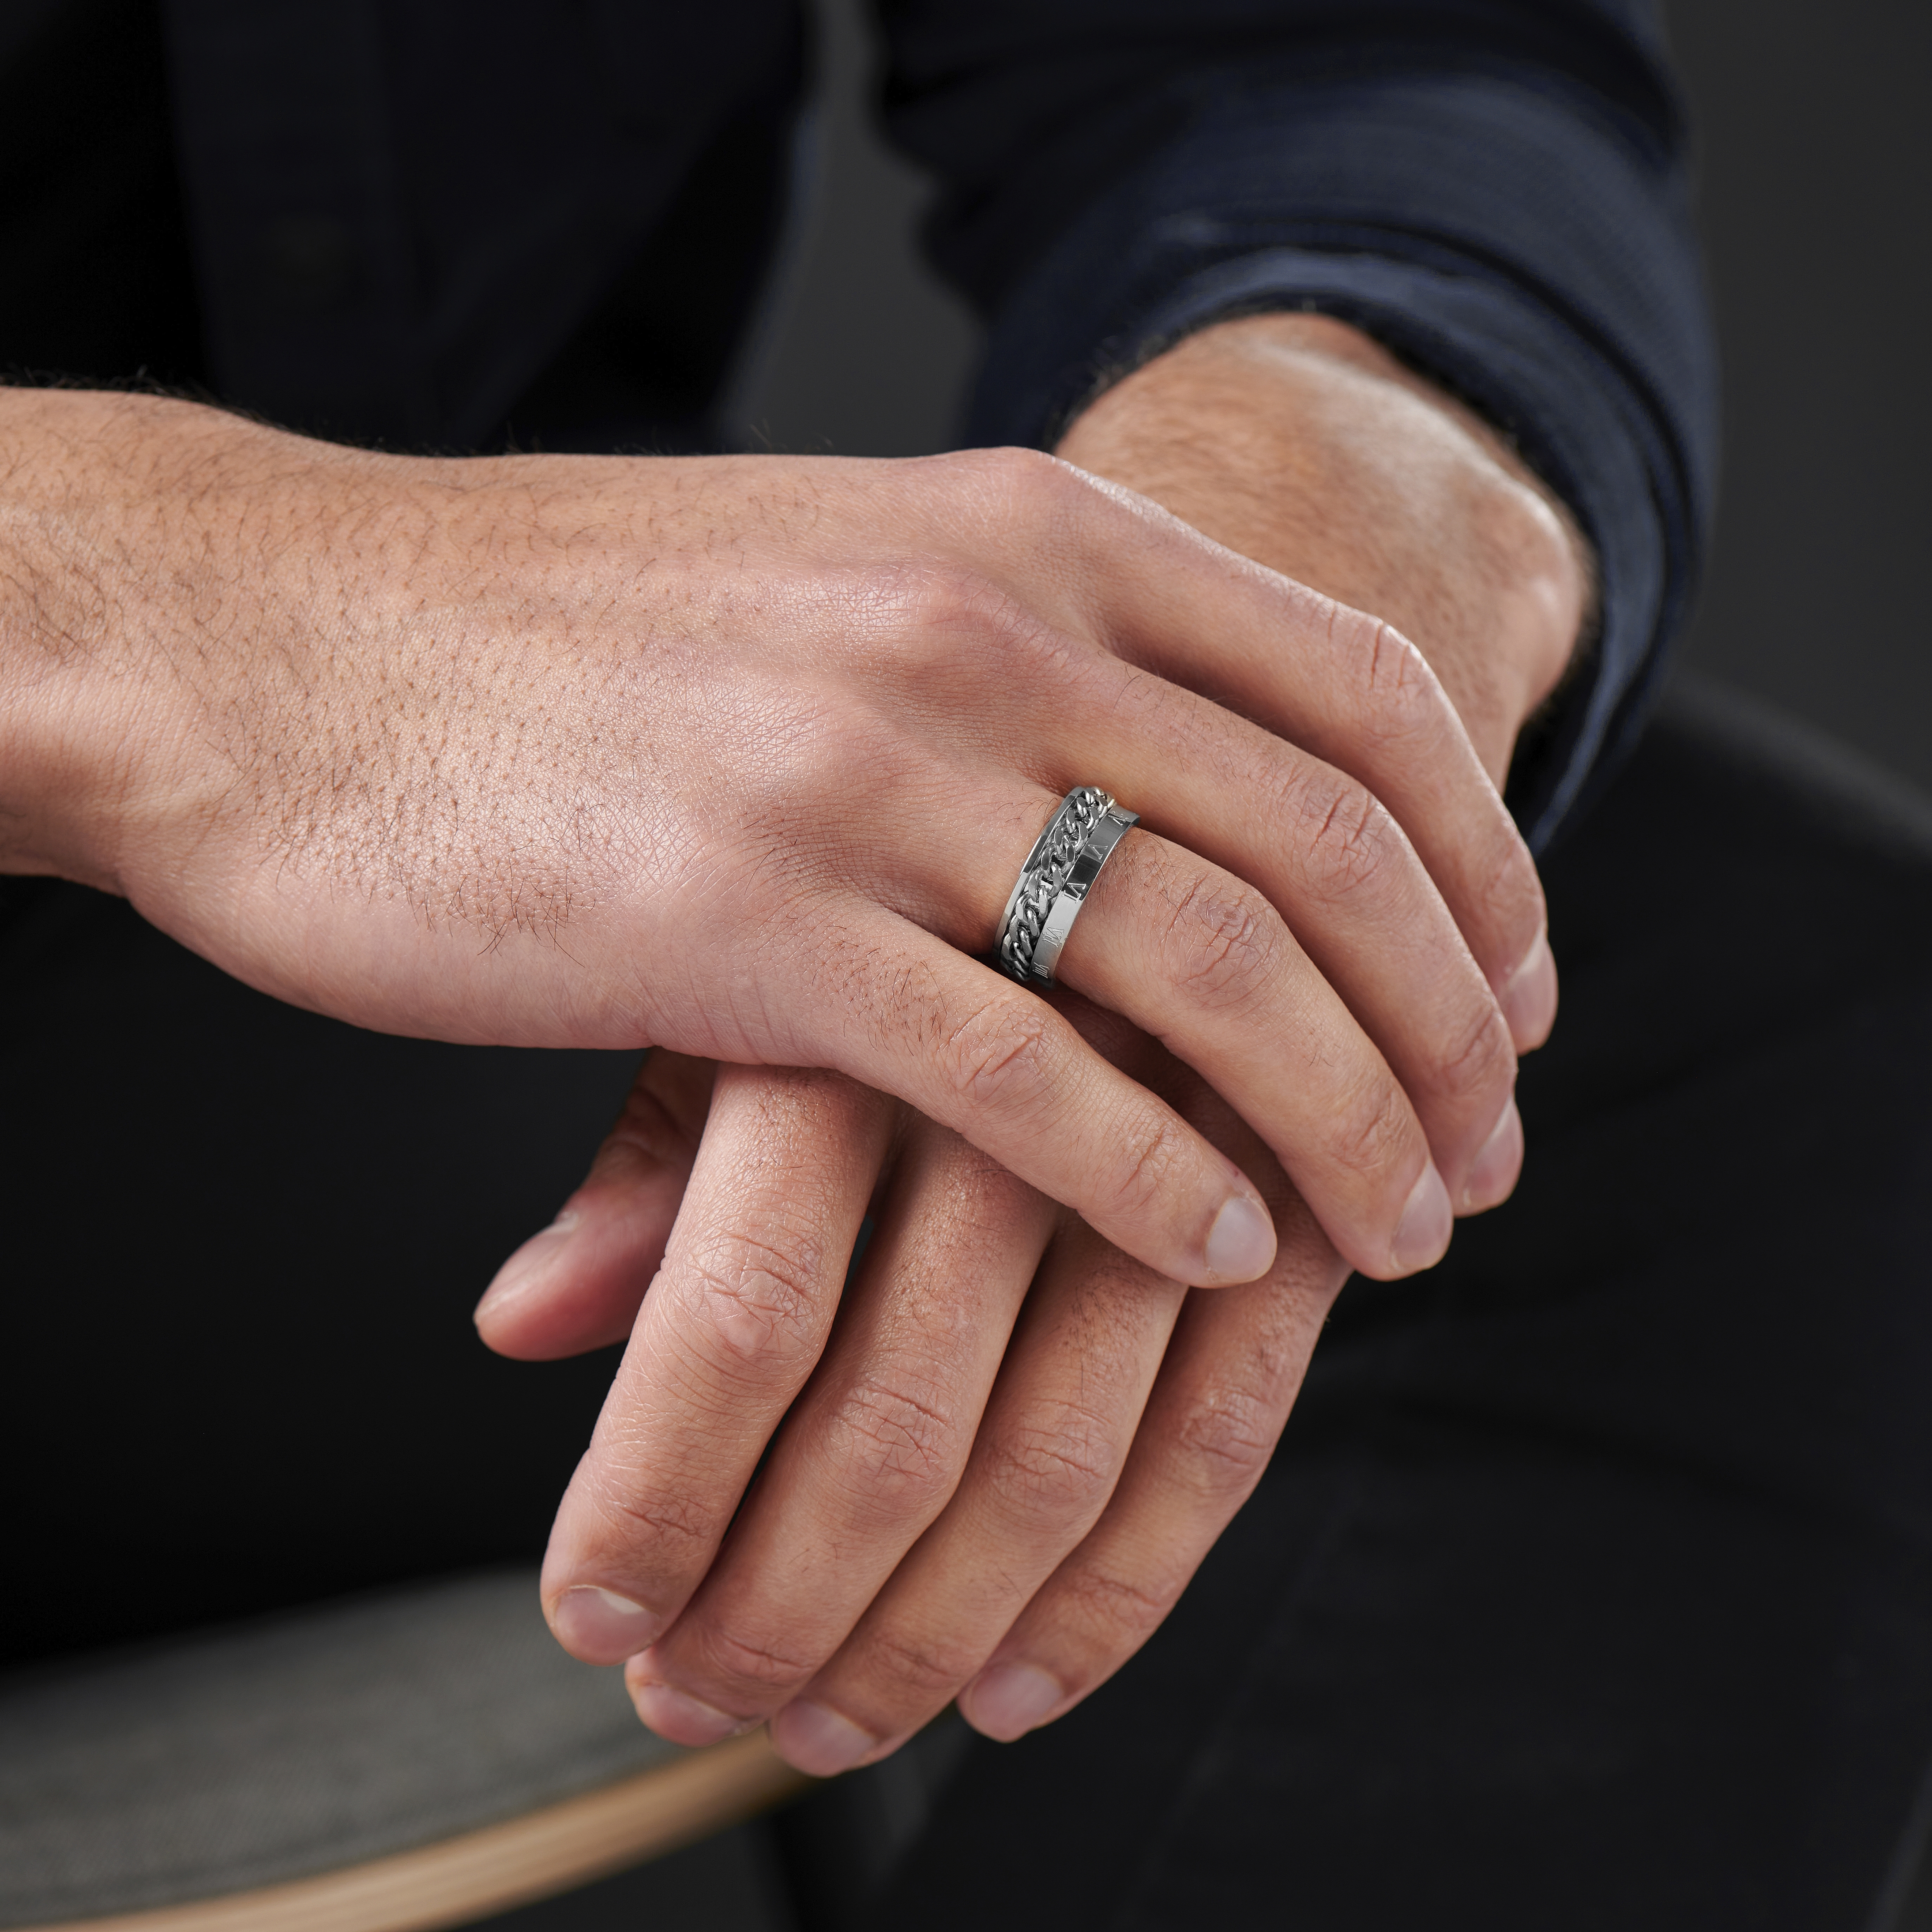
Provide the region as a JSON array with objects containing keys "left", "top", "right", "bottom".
[
  {"left": 483, "top": 1038, "right": 1347, "bottom": 1771},
  {"left": 475, "top": 312, "right": 1588, "bottom": 1763},
  {"left": 0, "top": 385, "right": 1543, "bottom": 1288}
]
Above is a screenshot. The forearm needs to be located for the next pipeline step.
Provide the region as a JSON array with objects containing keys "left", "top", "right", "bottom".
[{"left": 1054, "top": 314, "right": 1591, "bottom": 788}]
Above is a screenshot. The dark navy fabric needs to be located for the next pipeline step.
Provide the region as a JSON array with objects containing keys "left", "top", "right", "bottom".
[
  {"left": 159, "top": 0, "right": 805, "bottom": 451},
  {"left": 0, "top": 0, "right": 1714, "bottom": 846}
]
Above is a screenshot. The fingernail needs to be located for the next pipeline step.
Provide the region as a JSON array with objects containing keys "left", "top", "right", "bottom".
[
  {"left": 1500, "top": 930, "right": 1558, "bottom": 1049},
  {"left": 1460, "top": 1097, "right": 1523, "bottom": 1214},
  {"left": 771, "top": 1699, "right": 878, "bottom": 1776},
  {"left": 552, "top": 1583, "right": 659, "bottom": 1661},
  {"left": 1202, "top": 1191, "right": 1275, "bottom": 1283},
  {"left": 963, "top": 1661, "right": 1064, "bottom": 1741},
  {"left": 1390, "top": 1164, "right": 1452, "bottom": 1275},
  {"left": 475, "top": 1211, "right": 580, "bottom": 1322},
  {"left": 631, "top": 1678, "right": 759, "bottom": 1748}
]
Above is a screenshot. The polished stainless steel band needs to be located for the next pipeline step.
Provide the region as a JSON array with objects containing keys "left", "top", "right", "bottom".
[{"left": 996, "top": 787, "right": 1140, "bottom": 985}]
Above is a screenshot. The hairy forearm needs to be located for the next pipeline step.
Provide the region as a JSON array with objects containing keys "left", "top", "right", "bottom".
[{"left": 1055, "top": 314, "right": 1591, "bottom": 786}]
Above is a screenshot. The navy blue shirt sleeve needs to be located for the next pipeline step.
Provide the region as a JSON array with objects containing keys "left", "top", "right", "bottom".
[{"left": 875, "top": 0, "right": 1719, "bottom": 849}]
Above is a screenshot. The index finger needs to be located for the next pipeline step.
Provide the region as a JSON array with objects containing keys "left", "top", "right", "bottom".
[{"left": 540, "top": 1063, "right": 895, "bottom": 1664}]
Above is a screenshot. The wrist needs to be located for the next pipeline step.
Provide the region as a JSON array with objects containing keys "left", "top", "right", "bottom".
[{"left": 1054, "top": 314, "right": 1590, "bottom": 784}]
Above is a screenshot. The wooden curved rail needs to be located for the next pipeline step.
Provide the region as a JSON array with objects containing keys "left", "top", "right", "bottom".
[{"left": 29, "top": 1731, "right": 808, "bottom": 1932}]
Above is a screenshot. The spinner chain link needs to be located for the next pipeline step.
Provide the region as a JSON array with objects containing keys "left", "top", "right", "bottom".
[{"left": 997, "top": 786, "right": 1112, "bottom": 982}]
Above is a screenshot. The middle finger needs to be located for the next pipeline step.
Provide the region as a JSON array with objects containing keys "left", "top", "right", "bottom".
[{"left": 754, "top": 1211, "right": 1184, "bottom": 1774}]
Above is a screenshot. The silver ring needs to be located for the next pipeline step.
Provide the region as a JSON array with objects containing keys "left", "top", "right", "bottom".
[{"left": 995, "top": 787, "right": 1141, "bottom": 985}]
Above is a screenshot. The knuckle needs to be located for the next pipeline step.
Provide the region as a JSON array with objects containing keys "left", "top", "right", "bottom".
[
  {"left": 590, "top": 1078, "right": 702, "bottom": 1183},
  {"left": 895, "top": 561, "right": 1028, "bottom": 647},
  {"left": 941, "top": 996, "right": 1064, "bottom": 1117},
  {"left": 585, "top": 1474, "right": 721, "bottom": 1570},
  {"left": 977, "top": 443, "right": 1083, "bottom": 512},
  {"left": 676, "top": 1221, "right": 829, "bottom": 1375},
  {"left": 822, "top": 1375, "right": 964, "bottom": 1522},
  {"left": 1167, "top": 1383, "right": 1282, "bottom": 1504},
  {"left": 1350, "top": 614, "right": 1443, "bottom": 738},
  {"left": 1107, "top": 1110, "right": 1191, "bottom": 1222},
  {"left": 1160, "top": 869, "right": 1286, "bottom": 1016},
  {"left": 951, "top": 446, "right": 1137, "bottom": 575},
  {"left": 851, "top": 561, "right": 1086, "bottom": 715},
  {"left": 1289, "top": 771, "right": 1401, "bottom": 904},
  {"left": 697, "top": 1623, "right": 821, "bottom": 1700},
  {"left": 853, "top": 1622, "right": 987, "bottom": 1704},
  {"left": 1051, "top": 1559, "right": 1184, "bottom": 1647},
  {"left": 1433, "top": 998, "right": 1518, "bottom": 1110},
  {"left": 1472, "top": 811, "right": 1548, "bottom": 947},
  {"left": 1317, "top": 601, "right": 1448, "bottom": 752},
  {"left": 981, "top": 1399, "right": 1121, "bottom": 1527},
  {"left": 1328, "top": 1075, "right": 1414, "bottom": 1185}
]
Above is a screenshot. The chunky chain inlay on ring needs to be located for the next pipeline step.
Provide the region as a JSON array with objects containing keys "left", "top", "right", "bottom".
[{"left": 996, "top": 787, "right": 1140, "bottom": 985}]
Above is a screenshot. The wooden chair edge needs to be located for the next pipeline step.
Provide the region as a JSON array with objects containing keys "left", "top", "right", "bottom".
[{"left": 22, "top": 1731, "right": 810, "bottom": 1932}]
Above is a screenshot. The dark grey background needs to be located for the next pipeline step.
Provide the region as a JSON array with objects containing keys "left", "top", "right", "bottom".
[
  {"left": 737, "top": 0, "right": 1932, "bottom": 796},
  {"left": 1668, "top": 0, "right": 1932, "bottom": 793}
]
